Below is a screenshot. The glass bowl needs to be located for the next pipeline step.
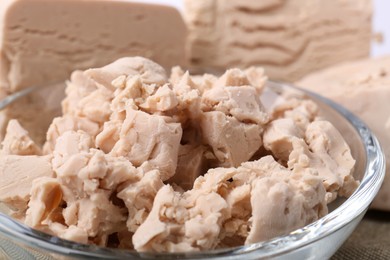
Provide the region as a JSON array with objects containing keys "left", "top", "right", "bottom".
[{"left": 0, "top": 80, "right": 385, "bottom": 260}]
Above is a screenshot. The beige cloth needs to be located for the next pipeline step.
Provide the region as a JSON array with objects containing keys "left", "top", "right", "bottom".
[{"left": 333, "top": 210, "right": 390, "bottom": 259}]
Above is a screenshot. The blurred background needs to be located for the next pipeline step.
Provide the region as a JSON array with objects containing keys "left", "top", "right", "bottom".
[
  {"left": 372, "top": 0, "right": 390, "bottom": 56},
  {"left": 140, "top": 0, "right": 390, "bottom": 56}
]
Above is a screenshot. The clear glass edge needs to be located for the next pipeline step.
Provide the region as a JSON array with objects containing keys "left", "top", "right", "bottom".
[{"left": 0, "top": 80, "right": 385, "bottom": 259}]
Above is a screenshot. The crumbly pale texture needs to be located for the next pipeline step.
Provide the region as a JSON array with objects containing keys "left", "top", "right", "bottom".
[
  {"left": 297, "top": 55, "right": 390, "bottom": 211},
  {"left": 184, "top": 0, "right": 372, "bottom": 81},
  {"left": 0, "top": 0, "right": 186, "bottom": 141},
  {"left": 0, "top": 57, "right": 358, "bottom": 252}
]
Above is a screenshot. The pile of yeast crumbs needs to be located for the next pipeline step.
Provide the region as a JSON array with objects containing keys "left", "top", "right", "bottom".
[{"left": 0, "top": 57, "right": 358, "bottom": 252}]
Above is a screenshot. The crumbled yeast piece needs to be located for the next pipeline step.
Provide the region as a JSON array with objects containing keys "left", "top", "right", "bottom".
[
  {"left": 133, "top": 185, "right": 227, "bottom": 252},
  {"left": 133, "top": 156, "right": 327, "bottom": 252},
  {"left": 263, "top": 101, "right": 358, "bottom": 203},
  {"left": 26, "top": 130, "right": 164, "bottom": 245},
  {"left": 0, "top": 57, "right": 356, "bottom": 252},
  {"left": 200, "top": 69, "right": 269, "bottom": 168},
  {"left": 117, "top": 169, "right": 164, "bottom": 233},
  {"left": 25, "top": 177, "right": 62, "bottom": 227},
  {"left": 2, "top": 120, "right": 42, "bottom": 156},
  {"left": 107, "top": 108, "right": 182, "bottom": 181},
  {"left": 44, "top": 115, "right": 99, "bottom": 153}
]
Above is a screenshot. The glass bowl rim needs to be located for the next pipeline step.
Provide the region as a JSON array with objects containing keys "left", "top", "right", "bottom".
[{"left": 0, "top": 80, "right": 386, "bottom": 259}]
